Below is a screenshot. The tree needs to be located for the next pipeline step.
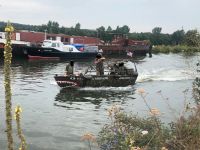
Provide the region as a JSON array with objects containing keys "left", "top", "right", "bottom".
[
  {"left": 184, "top": 29, "right": 200, "bottom": 47},
  {"left": 106, "top": 26, "right": 112, "bottom": 32},
  {"left": 47, "top": 21, "right": 59, "bottom": 34},
  {"left": 97, "top": 26, "right": 105, "bottom": 39},
  {"left": 75, "top": 23, "right": 81, "bottom": 30},
  {"left": 152, "top": 27, "right": 162, "bottom": 34},
  {"left": 115, "top": 25, "right": 130, "bottom": 34},
  {"left": 171, "top": 30, "right": 185, "bottom": 45}
]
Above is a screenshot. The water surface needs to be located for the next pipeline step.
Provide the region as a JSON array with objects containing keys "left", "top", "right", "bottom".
[{"left": 0, "top": 53, "right": 198, "bottom": 150}]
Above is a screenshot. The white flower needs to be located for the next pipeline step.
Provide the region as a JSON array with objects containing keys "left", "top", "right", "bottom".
[{"left": 141, "top": 130, "right": 148, "bottom": 135}]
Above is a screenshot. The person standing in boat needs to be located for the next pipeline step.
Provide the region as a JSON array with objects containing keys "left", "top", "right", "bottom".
[
  {"left": 94, "top": 53, "right": 105, "bottom": 75},
  {"left": 65, "top": 60, "right": 74, "bottom": 75}
]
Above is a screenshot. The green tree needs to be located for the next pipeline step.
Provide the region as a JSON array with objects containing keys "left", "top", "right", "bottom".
[
  {"left": 47, "top": 21, "right": 59, "bottom": 34},
  {"left": 184, "top": 29, "right": 200, "bottom": 47},
  {"left": 171, "top": 30, "right": 185, "bottom": 45},
  {"left": 97, "top": 26, "right": 105, "bottom": 39},
  {"left": 152, "top": 27, "right": 162, "bottom": 34},
  {"left": 115, "top": 25, "right": 130, "bottom": 34},
  {"left": 75, "top": 23, "right": 81, "bottom": 30},
  {"left": 106, "top": 26, "right": 112, "bottom": 32}
]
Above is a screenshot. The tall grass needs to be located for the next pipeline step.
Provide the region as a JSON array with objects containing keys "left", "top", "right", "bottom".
[
  {"left": 152, "top": 45, "right": 200, "bottom": 54},
  {"left": 97, "top": 89, "right": 200, "bottom": 150}
]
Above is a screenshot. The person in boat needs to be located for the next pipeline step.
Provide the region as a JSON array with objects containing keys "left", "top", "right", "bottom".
[
  {"left": 65, "top": 60, "right": 74, "bottom": 75},
  {"left": 118, "top": 62, "right": 127, "bottom": 75},
  {"left": 94, "top": 53, "right": 105, "bottom": 75},
  {"left": 109, "top": 63, "right": 119, "bottom": 75}
]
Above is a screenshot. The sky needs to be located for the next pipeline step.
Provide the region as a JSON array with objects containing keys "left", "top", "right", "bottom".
[{"left": 0, "top": 0, "right": 199, "bottom": 33}]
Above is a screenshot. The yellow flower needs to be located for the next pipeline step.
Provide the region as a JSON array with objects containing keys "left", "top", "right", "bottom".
[
  {"left": 15, "top": 105, "right": 22, "bottom": 114},
  {"left": 81, "top": 132, "right": 96, "bottom": 142},
  {"left": 10, "top": 26, "right": 14, "bottom": 32},
  {"left": 137, "top": 88, "right": 145, "bottom": 94},
  {"left": 150, "top": 108, "right": 160, "bottom": 116},
  {"left": 5, "top": 27, "right": 11, "bottom": 32}
]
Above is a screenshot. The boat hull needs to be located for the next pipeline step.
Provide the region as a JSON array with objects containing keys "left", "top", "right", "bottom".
[
  {"left": 25, "top": 47, "right": 98, "bottom": 60},
  {"left": 98, "top": 45, "right": 150, "bottom": 56},
  {"left": 0, "top": 44, "right": 28, "bottom": 59},
  {"left": 54, "top": 74, "right": 138, "bottom": 88}
]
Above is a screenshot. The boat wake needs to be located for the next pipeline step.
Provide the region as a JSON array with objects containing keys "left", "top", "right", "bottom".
[
  {"left": 79, "top": 86, "right": 135, "bottom": 91},
  {"left": 137, "top": 68, "right": 195, "bottom": 82}
]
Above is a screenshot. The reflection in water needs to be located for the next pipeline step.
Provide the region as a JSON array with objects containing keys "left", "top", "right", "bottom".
[{"left": 54, "top": 87, "right": 136, "bottom": 109}]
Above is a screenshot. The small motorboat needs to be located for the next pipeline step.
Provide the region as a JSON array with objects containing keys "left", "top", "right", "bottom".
[
  {"left": 54, "top": 61, "right": 138, "bottom": 88},
  {"left": 24, "top": 40, "right": 99, "bottom": 60}
]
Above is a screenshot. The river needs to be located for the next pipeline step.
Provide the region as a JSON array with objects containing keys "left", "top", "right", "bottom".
[{"left": 0, "top": 53, "right": 199, "bottom": 150}]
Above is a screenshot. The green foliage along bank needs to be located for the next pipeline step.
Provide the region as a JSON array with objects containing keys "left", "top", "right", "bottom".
[
  {"left": 1, "top": 21, "right": 200, "bottom": 48},
  {"left": 152, "top": 45, "right": 200, "bottom": 54}
]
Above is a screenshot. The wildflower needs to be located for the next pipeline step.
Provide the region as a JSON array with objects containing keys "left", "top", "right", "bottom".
[
  {"left": 129, "top": 138, "right": 135, "bottom": 145},
  {"left": 161, "top": 147, "right": 168, "bottom": 150},
  {"left": 81, "top": 132, "right": 96, "bottom": 142},
  {"left": 107, "top": 105, "right": 120, "bottom": 116},
  {"left": 130, "top": 146, "right": 141, "bottom": 150},
  {"left": 5, "top": 27, "right": 11, "bottom": 32},
  {"left": 141, "top": 130, "right": 148, "bottom": 135},
  {"left": 150, "top": 108, "right": 160, "bottom": 116},
  {"left": 108, "top": 108, "right": 113, "bottom": 117},
  {"left": 15, "top": 105, "right": 22, "bottom": 114},
  {"left": 14, "top": 105, "right": 22, "bottom": 120},
  {"left": 137, "top": 88, "right": 145, "bottom": 94}
]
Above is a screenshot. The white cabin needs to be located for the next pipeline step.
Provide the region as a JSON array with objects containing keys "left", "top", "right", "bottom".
[{"left": 42, "top": 40, "right": 80, "bottom": 52}]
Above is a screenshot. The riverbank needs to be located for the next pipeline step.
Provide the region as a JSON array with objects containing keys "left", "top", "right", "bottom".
[{"left": 152, "top": 45, "right": 200, "bottom": 53}]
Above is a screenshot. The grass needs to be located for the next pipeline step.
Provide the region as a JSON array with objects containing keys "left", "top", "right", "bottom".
[
  {"left": 152, "top": 45, "right": 200, "bottom": 54},
  {"left": 96, "top": 88, "right": 200, "bottom": 150}
]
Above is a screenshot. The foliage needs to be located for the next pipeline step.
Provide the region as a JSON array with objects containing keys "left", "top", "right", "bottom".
[
  {"left": 152, "top": 27, "right": 162, "bottom": 34},
  {"left": 98, "top": 87, "right": 200, "bottom": 150},
  {"left": 4, "top": 21, "right": 14, "bottom": 150},
  {"left": 1, "top": 21, "right": 200, "bottom": 48},
  {"left": 15, "top": 105, "right": 27, "bottom": 150},
  {"left": 193, "top": 61, "right": 200, "bottom": 104},
  {"left": 4, "top": 22, "right": 27, "bottom": 150},
  {"left": 171, "top": 30, "right": 185, "bottom": 45},
  {"left": 184, "top": 29, "right": 200, "bottom": 47},
  {"left": 97, "top": 105, "right": 170, "bottom": 150},
  {"left": 167, "top": 105, "right": 200, "bottom": 150},
  {"left": 152, "top": 45, "right": 200, "bottom": 54}
]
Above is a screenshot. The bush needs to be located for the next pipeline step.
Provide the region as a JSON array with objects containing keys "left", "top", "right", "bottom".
[
  {"left": 97, "top": 89, "right": 200, "bottom": 150},
  {"left": 97, "top": 105, "right": 170, "bottom": 150},
  {"left": 152, "top": 45, "right": 200, "bottom": 54}
]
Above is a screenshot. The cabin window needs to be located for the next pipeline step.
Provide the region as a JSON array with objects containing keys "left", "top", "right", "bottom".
[
  {"left": 57, "top": 43, "right": 60, "bottom": 47},
  {"left": 52, "top": 43, "right": 57, "bottom": 47},
  {"left": 65, "top": 38, "right": 69, "bottom": 42}
]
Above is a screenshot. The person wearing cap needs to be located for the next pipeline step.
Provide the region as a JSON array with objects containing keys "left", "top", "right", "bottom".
[
  {"left": 94, "top": 53, "right": 105, "bottom": 75},
  {"left": 65, "top": 60, "right": 74, "bottom": 75}
]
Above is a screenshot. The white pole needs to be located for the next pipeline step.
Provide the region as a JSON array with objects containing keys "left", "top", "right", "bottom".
[{"left": 44, "top": 29, "right": 47, "bottom": 40}]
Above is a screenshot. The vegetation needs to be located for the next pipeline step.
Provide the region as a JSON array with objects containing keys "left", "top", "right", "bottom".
[
  {"left": 95, "top": 62, "right": 200, "bottom": 150},
  {"left": 152, "top": 45, "right": 200, "bottom": 54},
  {"left": 4, "top": 22, "right": 27, "bottom": 150},
  {"left": 96, "top": 88, "right": 200, "bottom": 150},
  {"left": 1, "top": 21, "right": 200, "bottom": 50}
]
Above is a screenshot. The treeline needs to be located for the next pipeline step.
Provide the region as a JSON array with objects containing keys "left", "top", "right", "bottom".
[{"left": 0, "top": 21, "right": 200, "bottom": 47}]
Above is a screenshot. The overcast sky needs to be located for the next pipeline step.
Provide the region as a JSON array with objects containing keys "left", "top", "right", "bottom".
[{"left": 0, "top": 0, "right": 199, "bottom": 33}]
